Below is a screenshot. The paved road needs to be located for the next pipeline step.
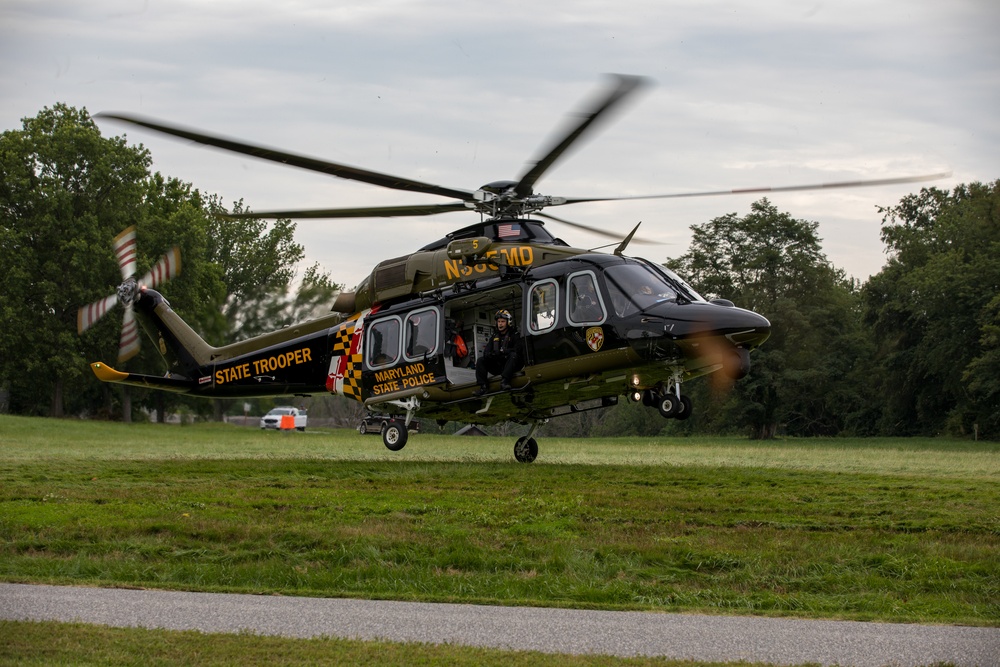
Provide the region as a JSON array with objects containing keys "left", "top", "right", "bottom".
[{"left": 2, "top": 583, "right": 997, "bottom": 666}]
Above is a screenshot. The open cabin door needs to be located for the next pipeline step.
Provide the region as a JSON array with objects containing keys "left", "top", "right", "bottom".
[{"left": 441, "top": 284, "right": 523, "bottom": 388}]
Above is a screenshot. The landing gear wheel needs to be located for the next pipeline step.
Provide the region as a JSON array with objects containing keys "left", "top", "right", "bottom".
[
  {"left": 382, "top": 420, "right": 408, "bottom": 451},
  {"left": 514, "top": 436, "right": 538, "bottom": 463},
  {"left": 658, "top": 394, "right": 680, "bottom": 418},
  {"left": 676, "top": 395, "right": 693, "bottom": 421}
]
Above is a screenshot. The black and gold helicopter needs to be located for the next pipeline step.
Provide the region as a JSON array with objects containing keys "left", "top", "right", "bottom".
[{"left": 82, "top": 75, "right": 946, "bottom": 462}]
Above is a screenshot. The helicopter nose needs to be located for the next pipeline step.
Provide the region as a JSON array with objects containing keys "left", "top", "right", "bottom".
[
  {"left": 709, "top": 301, "right": 771, "bottom": 348},
  {"left": 674, "top": 301, "right": 770, "bottom": 379},
  {"left": 625, "top": 299, "right": 771, "bottom": 368},
  {"left": 661, "top": 299, "right": 771, "bottom": 345}
]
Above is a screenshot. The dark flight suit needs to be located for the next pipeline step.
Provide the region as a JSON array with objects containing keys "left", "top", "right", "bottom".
[{"left": 475, "top": 326, "right": 523, "bottom": 391}]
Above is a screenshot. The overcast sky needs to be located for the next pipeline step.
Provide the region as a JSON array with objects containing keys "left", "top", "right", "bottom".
[{"left": 2, "top": 0, "right": 998, "bottom": 289}]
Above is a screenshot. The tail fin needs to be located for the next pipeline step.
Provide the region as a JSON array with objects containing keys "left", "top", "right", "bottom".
[{"left": 131, "top": 287, "right": 218, "bottom": 375}]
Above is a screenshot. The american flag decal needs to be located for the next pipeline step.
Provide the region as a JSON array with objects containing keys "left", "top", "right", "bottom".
[{"left": 498, "top": 223, "right": 520, "bottom": 238}]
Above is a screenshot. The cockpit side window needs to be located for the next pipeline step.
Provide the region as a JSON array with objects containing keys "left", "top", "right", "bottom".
[
  {"left": 527, "top": 279, "right": 558, "bottom": 334},
  {"left": 367, "top": 316, "right": 401, "bottom": 369},
  {"left": 567, "top": 271, "right": 606, "bottom": 326}
]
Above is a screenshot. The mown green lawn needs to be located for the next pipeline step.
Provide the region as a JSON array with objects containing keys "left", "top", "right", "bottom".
[
  {"left": 0, "top": 619, "right": 770, "bottom": 667},
  {"left": 2, "top": 415, "right": 996, "bottom": 628}
]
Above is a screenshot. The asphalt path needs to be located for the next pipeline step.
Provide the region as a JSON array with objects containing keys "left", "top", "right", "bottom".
[{"left": 2, "top": 583, "right": 997, "bottom": 666}]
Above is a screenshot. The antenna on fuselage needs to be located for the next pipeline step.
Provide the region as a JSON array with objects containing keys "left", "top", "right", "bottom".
[{"left": 613, "top": 222, "right": 643, "bottom": 256}]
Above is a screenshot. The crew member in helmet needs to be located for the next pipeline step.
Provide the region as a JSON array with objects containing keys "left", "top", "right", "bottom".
[{"left": 474, "top": 309, "right": 523, "bottom": 395}]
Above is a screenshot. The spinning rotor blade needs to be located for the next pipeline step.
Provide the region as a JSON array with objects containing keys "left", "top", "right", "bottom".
[
  {"left": 97, "top": 79, "right": 950, "bottom": 237},
  {"left": 515, "top": 74, "right": 649, "bottom": 198},
  {"left": 77, "top": 294, "right": 117, "bottom": 334},
  {"left": 139, "top": 247, "right": 181, "bottom": 288},
  {"left": 96, "top": 112, "right": 474, "bottom": 202},
  {"left": 118, "top": 307, "right": 140, "bottom": 363},
  {"left": 225, "top": 202, "right": 471, "bottom": 220},
  {"left": 79, "top": 227, "right": 183, "bottom": 365},
  {"left": 555, "top": 172, "right": 953, "bottom": 207},
  {"left": 534, "top": 211, "right": 661, "bottom": 244},
  {"left": 114, "top": 225, "right": 138, "bottom": 280}
]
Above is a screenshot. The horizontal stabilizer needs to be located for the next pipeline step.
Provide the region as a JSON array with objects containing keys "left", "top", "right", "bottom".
[{"left": 90, "top": 362, "right": 196, "bottom": 394}]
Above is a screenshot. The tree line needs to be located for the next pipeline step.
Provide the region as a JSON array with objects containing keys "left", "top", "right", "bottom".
[
  {"left": 0, "top": 104, "right": 340, "bottom": 422},
  {"left": 2, "top": 104, "right": 997, "bottom": 439}
]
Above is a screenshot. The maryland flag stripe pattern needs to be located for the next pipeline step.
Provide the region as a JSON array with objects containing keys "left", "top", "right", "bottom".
[{"left": 326, "top": 311, "right": 367, "bottom": 401}]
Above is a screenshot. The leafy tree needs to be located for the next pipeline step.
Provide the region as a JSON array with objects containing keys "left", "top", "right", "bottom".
[
  {"left": 0, "top": 104, "right": 150, "bottom": 416},
  {"left": 963, "top": 293, "right": 1000, "bottom": 437},
  {"left": 666, "top": 199, "right": 869, "bottom": 439},
  {"left": 0, "top": 104, "right": 322, "bottom": 420},
  {"left": 862, "top": 181, "right": 1000, "bottom": 438},
  {"left": 233, "top": 262, "right": 340, "bottom": 340},
  {"left": 203, "top": 198, "right": 304, "bottom": 342}
]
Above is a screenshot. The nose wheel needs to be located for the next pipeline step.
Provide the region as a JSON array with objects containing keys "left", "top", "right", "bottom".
[
  {"left": 513, "top": 420, "right": 544, "bottom": 463},
  {"left": 514, "top": 436, "right": 538, "bottom": 463},
  {"left": 382, "top": 419, "right": 408, "bottom": 451},
  {"left": 657, "top": 393, "right": 692, "bottom": 420},
  {"left": 643, "top": 372, "right": 693, "bottom": 421}
]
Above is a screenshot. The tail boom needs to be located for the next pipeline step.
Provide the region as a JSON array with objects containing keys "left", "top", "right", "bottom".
[{"left": 90, "top": 362, "right": 197, "bottom": 393}]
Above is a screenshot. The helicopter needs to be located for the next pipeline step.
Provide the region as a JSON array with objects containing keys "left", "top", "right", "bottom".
[{"left": 82, "top": 75, "right": 946, "bottom": 462}]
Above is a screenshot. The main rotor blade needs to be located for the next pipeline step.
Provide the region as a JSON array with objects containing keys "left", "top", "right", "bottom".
[
  {"left": 224, "top": 202, "right": 471, "bottom": 220},
  {"left": 555, "top": 172, "right": 952, "bottom": 206},
  {"left": 534, "top": 211, "right": 661, "bottom": 244},
  {"left": 515, "top": 74, "right": 650, "bottom": 198},
  {"left": 97, "top": 112, "right": 475, "bottom": 202}
]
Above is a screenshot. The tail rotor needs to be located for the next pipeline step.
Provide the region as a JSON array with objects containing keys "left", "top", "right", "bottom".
[{"left": 77, "top": 226, "right": 181, "bottom": 362}]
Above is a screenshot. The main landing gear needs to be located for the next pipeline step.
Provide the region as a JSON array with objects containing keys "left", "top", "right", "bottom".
[
  {"left": 382, "top": 419, "right": 408, "bottom": 451},
  {"left": 380, "top": 395, "right": 419, "bottom": 452}
]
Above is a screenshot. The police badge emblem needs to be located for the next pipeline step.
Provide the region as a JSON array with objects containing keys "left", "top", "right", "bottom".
[{"left": 586, "top": 326, "right": 605, "bottom": 352}]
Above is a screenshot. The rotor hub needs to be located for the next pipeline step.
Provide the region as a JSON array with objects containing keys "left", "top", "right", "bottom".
[{"left": 116, "top": 277, "right": 139, "bottom": 307}]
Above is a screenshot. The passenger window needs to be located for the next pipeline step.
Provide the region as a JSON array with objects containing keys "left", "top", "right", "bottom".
[
  {"left": 528, "top": 280, "right": 558, "bottom": 333},
  {"left": 404, "top": 308, "right": 438, "bottom": 361},
  {"left": 567, "top": 272, "right": 606, "bottom": 325},
  {"left": 367, "top": 317, "right": 401, "bottom": 368}
]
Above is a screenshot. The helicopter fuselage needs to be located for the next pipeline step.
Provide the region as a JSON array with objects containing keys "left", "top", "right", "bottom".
[{"left": 106, "top": 250, "right": 769, "bottom": 431}]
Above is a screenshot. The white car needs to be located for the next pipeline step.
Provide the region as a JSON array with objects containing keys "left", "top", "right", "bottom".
[{"left": 259, "top": 407, "right": 307, "bottom": 431}]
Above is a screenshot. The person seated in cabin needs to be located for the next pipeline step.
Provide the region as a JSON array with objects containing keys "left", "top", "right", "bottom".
[
  {"left": 570, "top": 278, "right": 603, "bottom": 323},
  {"left": 445, "top": 318, "right": 470, "bottom": 367},
  {"left": 474, "top": 309, "right": 523, "bottom": 395}
]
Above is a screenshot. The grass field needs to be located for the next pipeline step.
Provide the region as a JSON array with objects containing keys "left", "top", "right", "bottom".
[
  {"left": 1, "top": 414, "right": 998, "bottom": 663},
  {"left": 0, "top": 619, "right": 767, "bottom": 667}
]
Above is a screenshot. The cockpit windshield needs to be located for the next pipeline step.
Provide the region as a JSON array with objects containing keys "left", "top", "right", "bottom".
[
  {"left": 604, "top": 262, "right": 703, "bottom": 317},
  {"left": 657, "top": 265, "right": 705, "bottom": 303}
]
